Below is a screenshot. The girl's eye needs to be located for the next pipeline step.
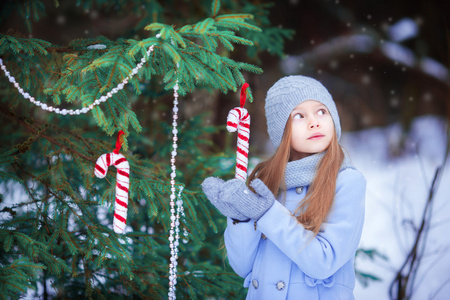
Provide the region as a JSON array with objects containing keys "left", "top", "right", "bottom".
[
  {"left": 318, "top": 109, "right": 327, "bottom": 116},
  {"left": 293, "top": 113, "right": 303, "bottom": 119}
]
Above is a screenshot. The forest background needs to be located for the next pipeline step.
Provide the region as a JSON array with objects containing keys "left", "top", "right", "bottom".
[{"left": 0, "top": 0, "right": 449, "bottom": 299}]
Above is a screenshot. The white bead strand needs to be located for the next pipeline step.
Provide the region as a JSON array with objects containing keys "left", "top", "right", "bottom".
[
  {"left": 168, "top": 185, "right": 185, "bottom": 299},
  {"left": 168, "top": 79, "right": 185, "bottom": 300},
  {"left": 174, "top": 183, "right": 188, "bottom": 244},
  {"left": 0, "top": 45, "right": 155, "bottom": 115}
]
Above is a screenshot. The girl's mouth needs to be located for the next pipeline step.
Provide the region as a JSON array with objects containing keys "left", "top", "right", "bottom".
[{"left": 308, "top": 133, "right": 324, "bottom": 140}]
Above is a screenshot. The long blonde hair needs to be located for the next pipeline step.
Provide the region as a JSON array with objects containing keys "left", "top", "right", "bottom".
[{"left": 248, "top": 117, "right": 344, "bottom": 236}]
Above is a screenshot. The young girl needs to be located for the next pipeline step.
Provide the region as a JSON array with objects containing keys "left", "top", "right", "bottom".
[{"left": 202, "top": 75, "right": 366, "bottom": 300}]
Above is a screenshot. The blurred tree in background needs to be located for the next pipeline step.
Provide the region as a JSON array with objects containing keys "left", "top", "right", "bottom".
[
  {"left": 0, "top": 0, "right": 293, "bottom": 298},
  {"left": 246, "top": 0, "right": 449, "bottom": 156}
]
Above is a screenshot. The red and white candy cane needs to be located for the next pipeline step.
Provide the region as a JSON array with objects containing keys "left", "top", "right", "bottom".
[
  {"left": 94, "top": 130, "right": 130, "bottom": 234},
  {"left": 226, "top": 83, "right": 251, "bottom": 181}
]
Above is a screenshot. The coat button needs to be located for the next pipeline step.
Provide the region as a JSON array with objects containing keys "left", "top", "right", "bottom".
[
  {"left": 252, "top": 279, "right": 259, "bottom": 289},
  {"left": 276, "top": 281, "right": 286, "bottom": 291},
  {"left": 295, "top": 186, "right": 303, "bottom": 194}
]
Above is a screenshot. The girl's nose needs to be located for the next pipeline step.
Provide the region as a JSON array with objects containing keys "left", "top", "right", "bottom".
[{"left": 309, "top": 118, "right": 320, "bottom": 129}]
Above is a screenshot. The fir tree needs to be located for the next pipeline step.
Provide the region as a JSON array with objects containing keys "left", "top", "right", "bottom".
[{"left": 0, "top": 0, "right": 293, "bottom": 298}]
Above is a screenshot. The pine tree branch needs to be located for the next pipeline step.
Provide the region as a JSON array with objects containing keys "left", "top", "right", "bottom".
[
  {"left": 0, "top": 107, "right": 96, "bottom": 163},
  {"left": 46, "top": 47, "right": 108, "bottom": 54},
  {"left": 22, "top": 120, "right": 95, "bottom": 163},
  {"left": 10, "top": 161, "right": 93, "bottom": 234}
]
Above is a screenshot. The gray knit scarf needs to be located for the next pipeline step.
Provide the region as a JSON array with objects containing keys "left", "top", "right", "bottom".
[{"left": 284, "top": 152, "right": 354, "bottom": 189}]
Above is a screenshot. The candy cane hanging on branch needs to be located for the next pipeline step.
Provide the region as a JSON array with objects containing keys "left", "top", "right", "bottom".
[
  {"left": 94, "top": 130, "right": 130, "bottom": 234},
  {"left": 226, "top": 83, "right": 251, "bottom": 181}
]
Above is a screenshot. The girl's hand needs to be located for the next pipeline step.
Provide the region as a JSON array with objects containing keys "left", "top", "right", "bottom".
[
  {"left": 201, "top": 177, "right": 249, "bottom": 221},
  {"left": 221, "top": 178, "right": 276, "bottom": 221}
]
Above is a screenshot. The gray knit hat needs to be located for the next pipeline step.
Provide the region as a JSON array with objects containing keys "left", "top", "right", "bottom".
[{"left": 265, "top": 75, "right": 341, "bottom": 150}]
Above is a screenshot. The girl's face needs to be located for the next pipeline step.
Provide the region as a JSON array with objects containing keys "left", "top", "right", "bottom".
[{"left": 289, "top": 100, "right": 335, "bottom": 160}]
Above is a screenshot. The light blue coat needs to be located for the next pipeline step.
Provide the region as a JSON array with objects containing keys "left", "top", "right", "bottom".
[{"left": 224, "top": 168, "right": 366, "bottom": 300}]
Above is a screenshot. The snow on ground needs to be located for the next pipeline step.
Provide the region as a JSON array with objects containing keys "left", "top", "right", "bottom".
[{"left": 341, "top": 115, "right": 450, "bottom": 300}]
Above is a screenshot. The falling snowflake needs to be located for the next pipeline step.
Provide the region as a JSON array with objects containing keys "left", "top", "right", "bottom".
[
  {"left": 361, "top": 75, "right": 371, "bottom": 84},
  {"left": 390, "top": 98, "right": 399, "bottom": 108},
  {"left": 56, "top": 15, "right": 66, "bottom": 25},
  {"left": 90, "top": 10, "right": 99, "bottom": 19},
  {"left": 361, "top": 115, "right": 372, "bottom": 126},
  {"left": 423, "top": 92, "right": 433, "bottom": 102},
  {"left": 329, "top": 60, "right": 339, "bottom": 69}
]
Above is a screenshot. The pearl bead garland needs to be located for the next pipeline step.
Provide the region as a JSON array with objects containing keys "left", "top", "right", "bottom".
[
  {"left": 0, "top": 45, "right": 155, "bottom": 115},
  {"left": 168, "top": 79, "right": 188, "bottom": 300}
]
